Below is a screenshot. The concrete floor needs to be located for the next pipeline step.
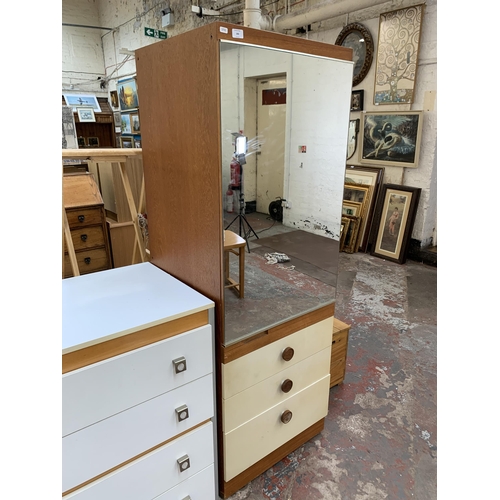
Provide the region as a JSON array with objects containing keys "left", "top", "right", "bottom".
[{"left": 224, "top": 239, "right": 437, "bottom": 499}]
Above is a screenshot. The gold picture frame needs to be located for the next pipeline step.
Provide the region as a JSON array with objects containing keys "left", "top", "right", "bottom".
[
  {"left": 340, "top": 217, "right": 351, "bottom": 252},
  {"left": 345, "top": 165, "right": 385, "bottom": 251},
  {"left": 342, "top": 200, "right": 362, "bottom": 217},
  {"left": 344, "top": 183, "right": 371, "bottom": 251},
  {"left": 342, "top": 215, "right": 361, "bottom": 254}
]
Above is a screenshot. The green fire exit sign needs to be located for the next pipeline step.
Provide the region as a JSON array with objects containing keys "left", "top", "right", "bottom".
[{"left": 144, "top": 28, "right": 167, "bottom": 39}]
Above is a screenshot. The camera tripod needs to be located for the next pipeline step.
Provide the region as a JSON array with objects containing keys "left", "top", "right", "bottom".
[{"left": 225, "top": 187, "right": 259, "bottom": 253}]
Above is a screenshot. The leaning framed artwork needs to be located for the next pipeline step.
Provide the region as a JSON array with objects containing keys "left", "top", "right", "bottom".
[
  {"left": 370, "top": 184, "right": 421, "bottom": 264},
  {"left": 341, "top": 215, "right": 361, "bottom": 254},
  {"left": 117, "top": 77, "right": 139, "bottom": 111},
  {"left": 374, "top": 4, "right": 424, "bottom": 104},
  {"left": 345, "top": 165, "right": 385, "bottom": 251},
  {"left": 343, "top": 183, "right": 371, "bottom": 252},
  {"left": 360, "top": 111, "right": 423, "bottom": 167},
  {"left": 120, "top": 136, "right": 134, "bottom": 148},
  {"left": 342, "top": 200, "right": 362, "bottom": 217}
]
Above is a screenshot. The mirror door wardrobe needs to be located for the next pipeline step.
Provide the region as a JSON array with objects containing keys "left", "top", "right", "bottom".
[
  {"left": 136, "top": 22, "right": 353, "bottom": 498},
  {"left": 220, "top": 40, "right": 353, "bottom": 346}
]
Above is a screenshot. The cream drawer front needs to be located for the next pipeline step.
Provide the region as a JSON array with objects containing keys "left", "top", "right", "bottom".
[
  {"left": 155, "top": 464, "right": 215, "bottom": 500},
  {"left": 222, "top": 317, "right": 333, "bottom": 398},
  {"left": 63, "top": 324, "right": 212, "bottom": 437},
  {"left": 63, "top": 373, "right": 214, "bottom": 493},
  {"left": 223, "top": 346, "right": 330, "bottom": 433},
  {"left": 65, "top": 421, "right": 214, "bottom": 500},
  {"left": 223, "top": 374, "right": 330, "bottom": 481}
]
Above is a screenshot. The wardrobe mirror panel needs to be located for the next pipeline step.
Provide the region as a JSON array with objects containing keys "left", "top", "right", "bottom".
[{"left": 220, "top": 41, "right": 351, "bottom": 346}]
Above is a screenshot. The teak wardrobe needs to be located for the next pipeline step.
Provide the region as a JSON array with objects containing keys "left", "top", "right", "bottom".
[{"left": 136, "top": 22, "right": 353, "bottom": 498}]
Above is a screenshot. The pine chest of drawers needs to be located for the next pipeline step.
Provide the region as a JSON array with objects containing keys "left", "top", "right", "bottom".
[
  {"left": 62, "top": 263, "right": 216, "bottom": 499},
  {"left": 63, "top": 173, "right": 111, "bottom": 278}
]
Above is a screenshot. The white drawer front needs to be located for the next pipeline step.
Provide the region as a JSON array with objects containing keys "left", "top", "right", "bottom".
[
  {"left": 63, "top": 373, "right": 214, "bottom": 493},
  {"left": 63, "top": 324, "right": 212, "bottom": 437},
  {"left": 223, "top": 375, "right": 330, "bottom": 481},
  {"left": 65, "top": 421, "right": 214, "bottom": 500},
  {"left": 222, "top": 317, "right": 332, "bottom": 398},
  {"left": 223, "top": 346, "right": 330, "bottom": 433},
  {"left": 155, "top": 464, "right": 215, "bottom": 500}
]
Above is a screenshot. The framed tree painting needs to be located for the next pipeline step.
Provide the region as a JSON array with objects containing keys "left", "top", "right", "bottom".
[
  {"left": 374, "top": 4, "right": 424, "bottom": 104},
  {"left": 370, "top": 184, "right": 421, "bottom": 264},
  {"left": 360, "top": 111, "right": 423, "bottom": 167},
  {"left": 345, "top": 165, "right": 384, "bottom": 251}
]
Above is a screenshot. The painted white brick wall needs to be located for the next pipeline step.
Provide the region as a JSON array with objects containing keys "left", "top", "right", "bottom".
[{"left": 61, "top": 0, "right": 437, "bottom": 247}]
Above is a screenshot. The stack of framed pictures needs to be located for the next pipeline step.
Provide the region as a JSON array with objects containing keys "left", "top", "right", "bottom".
[{"left": 342, "top": 165, "right": 385, "bottom": 252}]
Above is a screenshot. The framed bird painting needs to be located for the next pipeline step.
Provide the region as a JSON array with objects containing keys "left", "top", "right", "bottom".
[{"left": 360, "top": 111, "right": 423, "bottom": 167}]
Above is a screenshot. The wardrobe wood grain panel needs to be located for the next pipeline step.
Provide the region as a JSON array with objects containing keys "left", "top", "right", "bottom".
[{"left": 136, "top": 27, "right": 224, "bottom": 324}]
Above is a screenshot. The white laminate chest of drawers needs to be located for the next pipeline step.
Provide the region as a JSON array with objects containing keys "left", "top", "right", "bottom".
[
  {"left": 62, "top": 262, "right": 216, "bottom": 499},
  {"left": 221, "top": 316, "right": 333, "bottom": 482}
]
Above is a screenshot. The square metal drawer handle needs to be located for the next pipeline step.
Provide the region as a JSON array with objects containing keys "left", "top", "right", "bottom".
[
  {"left": 177, "top": 454, "right": 191, "bottom": 472},
  {"left": 175, "top": 404, "right": 190, "bottom": 422},
  {"left": 172, "top": 356, "right": 187, "bottom": 374}
]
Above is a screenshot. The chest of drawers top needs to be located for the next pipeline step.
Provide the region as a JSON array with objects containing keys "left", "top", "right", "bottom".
[
  {"left": 63, "top": 173, "right": 104, "bottom": 210},
  {"left": 62, "top": 262, "right": 214, "bottom": 355}
]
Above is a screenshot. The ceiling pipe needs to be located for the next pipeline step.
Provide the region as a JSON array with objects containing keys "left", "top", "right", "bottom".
[
  {"left": 273, "top": 0, "right": 391, "bottom": 32},
  {"left": 243, "top": 0, "right": 272, "bottom": 30}
]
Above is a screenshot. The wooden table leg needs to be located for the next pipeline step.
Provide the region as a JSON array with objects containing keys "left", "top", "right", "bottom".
[
  {"left": 224, "top": 250, "right": 230, "bottom": 283},
  {"left": 238, "top": 246, "right": 244, "bottom": 298}
]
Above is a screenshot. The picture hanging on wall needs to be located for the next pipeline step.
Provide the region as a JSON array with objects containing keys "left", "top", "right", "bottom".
[
  {"left": 63, "top": 94, "right": 102, "bottom": 113},
  {"left": 110, "top": 90, "right": 119, "bottom": 108},
  {"left": 121, "top": 113, "right": 132, "bottom": 134},
  {"left": 346, "top": 119, "right": 360, "bottom": 160},
  {"left": 77, "top": 107, "right": 96, "bottom": 123},
  {"left": 351, "top": 90, "right": 364, "bottom": 111},
  {"left": 360, "top": 111, "right": 423, "bottom": 167},
  {"left": 117, "top": 77, "right": 139, "bottom": 111},
  {"left": 130, "top": 113, "right": 141, "bottom": 133},
  {"left": 370, "top": 184, "right": 421, "bottom": 264},
  {"left": 335, "top": 23, "right": 374, "bottom": 87},
  {"left": 373, "top": 4, "right": 424, "bottom": 104}
]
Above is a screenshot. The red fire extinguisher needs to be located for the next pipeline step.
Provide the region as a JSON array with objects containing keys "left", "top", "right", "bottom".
[
  {"left": 226, "top": 185, "right": 234, "bottom": 213},
  {"left": 230, "top": 157, "right": 241, "bottom": 188}
]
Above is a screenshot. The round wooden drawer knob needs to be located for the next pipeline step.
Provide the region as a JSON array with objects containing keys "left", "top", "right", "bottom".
[
  {"left": 281, "top": 379, "right": 293, "bottom": 393},
  {"left": 281, "top": 347, "right": 294, "bottom": 361},
  {"left": 281, "top": 410, "right": 293, "bottom": 424}
]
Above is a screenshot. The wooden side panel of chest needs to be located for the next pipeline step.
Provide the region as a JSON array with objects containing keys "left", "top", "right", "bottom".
[{"left": 63, "top": 173, "right": 111, "bottom": 278}]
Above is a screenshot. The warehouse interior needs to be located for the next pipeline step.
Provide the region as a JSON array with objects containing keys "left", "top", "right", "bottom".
[{"left": 5, "top": 1, "right": 499, "bottom": 499}]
